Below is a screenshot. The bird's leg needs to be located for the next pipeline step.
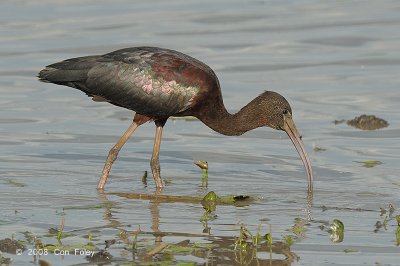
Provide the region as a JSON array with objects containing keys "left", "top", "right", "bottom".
[
  {"left": 150, "top": 119, "right": 167, "bottom": 188},
  {"left": 97, "top": 113, "right": 150, "bottom": 190},
  {"left": 98, "top": 121, "right": 139, "bottom": 189}
]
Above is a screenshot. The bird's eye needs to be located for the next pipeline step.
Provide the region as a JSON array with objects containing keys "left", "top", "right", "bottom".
[{"left": 282, "top": 109, "right": 289, "bottom": 115}]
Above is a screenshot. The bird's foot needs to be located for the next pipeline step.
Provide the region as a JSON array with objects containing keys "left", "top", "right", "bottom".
[
  {"left": 150, "top": 156, "right": 164, "bottom": 188},
  {"left": 98, "top": 167, "right": 111, "bottom": 190},
  {"left": 150, "top": 158, "right": 164, "bottom": 188},
  {"left": 97, "top": 147, "right": 120, "bottom": 189},
  {"left": 151, "top": 169, "right": 164, "bottom": 188}
]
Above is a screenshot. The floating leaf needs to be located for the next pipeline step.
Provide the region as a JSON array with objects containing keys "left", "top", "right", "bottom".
[
  {"left": 6, "top": 179, "right": 26, "bottom": 187},
  {"left": 357, "top": 160, "right": 382, "bottom": 168},
  {"left": 202, "top": 191, "right": 217, "bottom": 203},
  {"left": 202, "top": 191, "right": 218, "bottom": 212},
  {"left": 343, "top": 249, "right": 358, "bottom": 253},
  {"left": 329, "top": 219, "right": 344, "bottom": 243}
]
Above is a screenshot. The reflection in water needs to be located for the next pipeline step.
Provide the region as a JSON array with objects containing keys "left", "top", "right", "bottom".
[
  {"left": 2, "top": 0, "right": 400, "bottom": 265},
  {"left": 149, "top": 195, "right": 162, "bottom": 245},
  {"left": 95, "top": 189, "right": 298, "bottom": 264},
  {"left": 305, "top": 190, "right": 314, "bottom": 222},
  {"left": 96, "top": 190, "right": 121, "bottom": 228}
]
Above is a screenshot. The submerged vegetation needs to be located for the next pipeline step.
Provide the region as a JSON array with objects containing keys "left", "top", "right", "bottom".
[
  {"left": 357, "top": 160, "right": 382, "bottom": 168},
  {"left": 374, "top": 204, "right": 400, "bottom": 246},
  {"left": 334, "top": 114, "right": 389, "bottom": 130},
  {"left": 111, "top": 190, "right": 256, "bottom": 207},
  {"left": 0, "top": 190, "right": 300, "bottom": 265},
  {"left": 3, "top": 199, "right": 400, "bottom": 264},
  {"left": 1, "top": 223, "right": 297, "bottom": 265},
  {"left": 3, "top": 183, "right": 400, "bottom": 265},
  {"left": 346, "top": 114, "right": 388, "bottom": 130},
  {"left": 194, "top": 160, "right": 209, "bottom": 187}
]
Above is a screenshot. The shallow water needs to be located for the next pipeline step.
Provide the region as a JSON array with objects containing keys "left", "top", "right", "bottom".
[{"left": 1, "top": 0, "right": 400, "bottom": 265}]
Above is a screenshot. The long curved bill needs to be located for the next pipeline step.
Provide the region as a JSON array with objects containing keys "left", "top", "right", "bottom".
[{"left": 282, "top": 115, "right": 314, "bottom": 192}]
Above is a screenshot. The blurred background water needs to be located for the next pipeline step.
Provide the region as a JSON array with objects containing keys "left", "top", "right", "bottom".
[{"left": 1, "top": 0, "right": 400, "bottom": 265}]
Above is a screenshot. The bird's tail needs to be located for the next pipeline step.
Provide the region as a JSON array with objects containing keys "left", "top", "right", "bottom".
[
  {"left": 37, "top": 56, "right": 98, "bottom": 85},
  {"left": 37, "top": 67, "right": 58, "bottom": 83}
]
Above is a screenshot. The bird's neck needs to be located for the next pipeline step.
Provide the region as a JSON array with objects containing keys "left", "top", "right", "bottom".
[{"left": 198, "top": 99, "right": 264, "bottom": 136}]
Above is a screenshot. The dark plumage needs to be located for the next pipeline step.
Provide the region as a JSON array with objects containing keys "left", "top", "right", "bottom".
[{"left": 38, "top": 46, "right": 313, "bottom": 191}]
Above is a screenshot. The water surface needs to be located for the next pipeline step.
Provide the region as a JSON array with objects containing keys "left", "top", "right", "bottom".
[{"left": 1, "top": 0, "right": 400, "bottom": 265}]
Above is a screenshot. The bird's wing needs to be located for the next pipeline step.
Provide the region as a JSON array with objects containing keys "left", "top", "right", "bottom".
[
  {"left": 85, "top": 59, "right": 200, "bottom": 117},
  {"left": 38, "top": 47, "right": 212, "bottom": 118}
]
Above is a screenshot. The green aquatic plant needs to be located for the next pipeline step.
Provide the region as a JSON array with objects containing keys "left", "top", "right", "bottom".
[
  {"left": 233, "top": 223, "right": 277, "bottom": 265},
  {"left": 82, "top": 233, "right": 99, "bottom": 242},
  {"left": 5, "top": 179, "right": 26, "bottom": 187},
  {"left": 383, "top": 216, "right": 388, "bottom": 229},
  {"left": 165, "top": 244, "right": 193, "bottom": 255},
  {"left": 201, "top": 191, "right": 218, "bottom": 215},
  {"left": 394, "top": 215, "right": 400, "bottom": 226},
  {"left": 253, "top": 224, "right": 262, "bottom": 246},
  {"left": 45, "top": 215, "right": 74, "bottom": 239},
  {"left": 234, "top": 224, "right": 273, "bottom": 251},
  {"left": 357, "top": 160, "right": 382, "bottom": 168},
  {"left": 132, "top": 225, "right": 141, "bottom": 251},
  {"left": 199, "top": 208, "right": 215, "bottom": 235},
  {"left": 141, "top": 170, "right": 148, "bottom": 186},
  {"left": 112, "top": 191, "right": 255, "bottom": 207},
  {"left": 0, "top": 255, "right": 11, "bottom": 265},
  {"left": 233, "top": 224, "right": 252, "bottom": 265},
  {"left": 194, "top": 160, "right": 208, "bottom": 187},
  {"left": 234, "top": 224, "right": 252, "bottom": 251},
  {"left": 343, "top": 249, "right": 358, "bottom": 253},
  {"left": 118, "top": 229, "right": 129, "bottom": 242},
  {"left": 282, "top": 235, "right": 295, "bottom": 247},
  {"left": 396, "top": 227, "right": 400, "bottom": 246},
  {"left": 375, "top": 204, "right": 399, "bottom": 233},
  {"left": 291, "top": 217, "right": 307, "bottom": 236},
  {"left": 329, "top": 219, "right": 344, "bottom": 243},
  {"left": 266, "top": 224, "right": 273, "bottom": 257},
  {"left": 280, "top": 217, "right": 307, "bottom": 247},
  {"left": 202, "top": 190, "right": 217, "bottom": 209},
  {"left": 377, "top": 206, "right": 400, "bottom": 246},
  {"left": 389, "top": 204, "right": 395, "bottom": 217},
  {"left": 57, "top": 215, "right": 65, "bottom": 241}
]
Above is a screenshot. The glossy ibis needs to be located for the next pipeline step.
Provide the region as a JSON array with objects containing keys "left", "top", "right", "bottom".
[{"left": 38, "top": 47, "right": 313, "bottom": 191}]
